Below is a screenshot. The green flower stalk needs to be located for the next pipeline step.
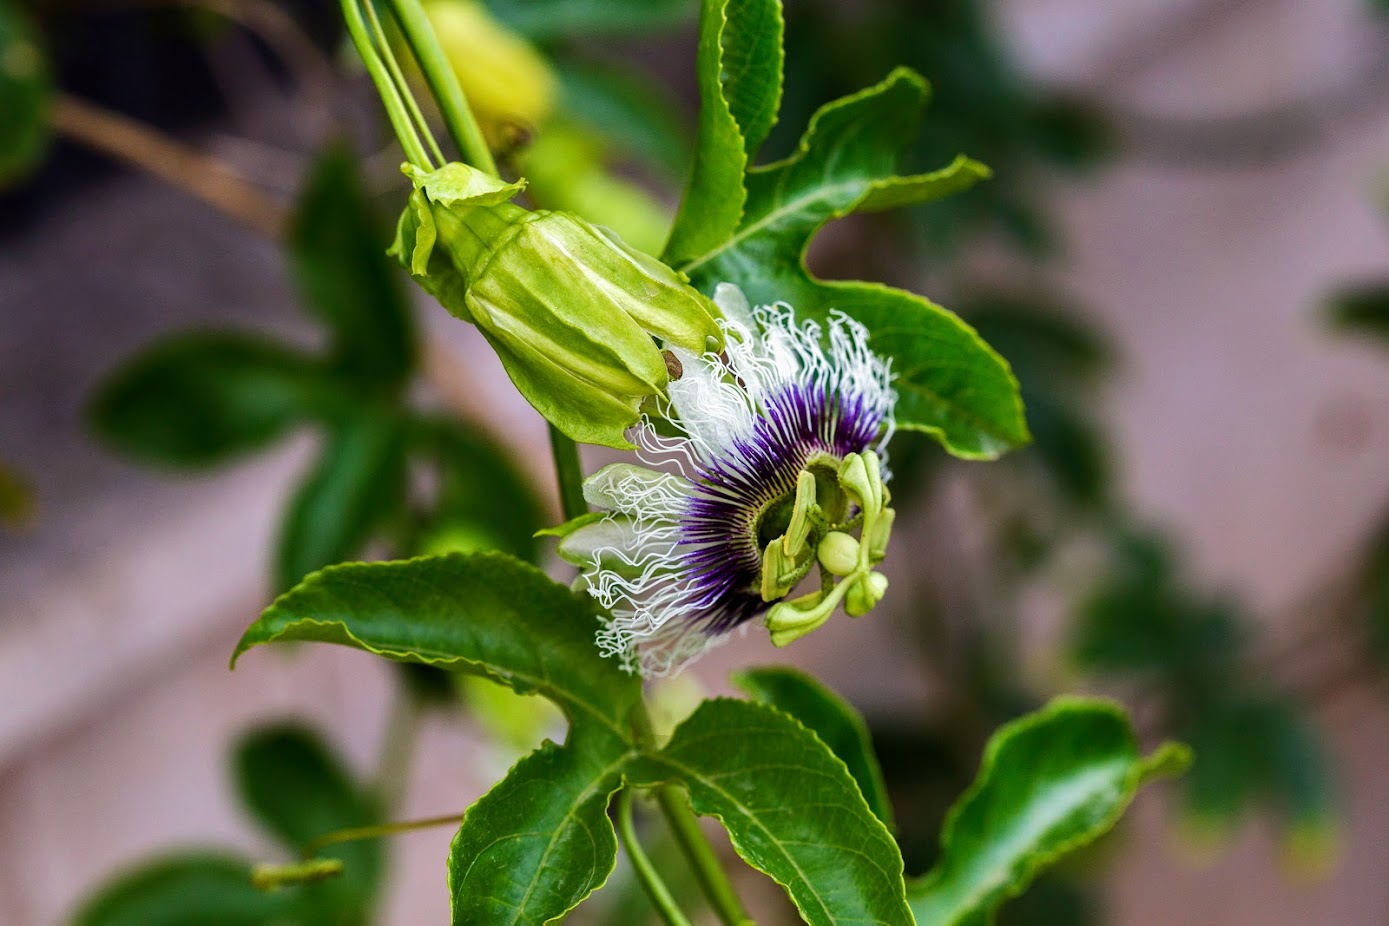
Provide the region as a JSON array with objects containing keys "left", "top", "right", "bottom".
[{"left": 390, "top": 161, "right": 722, "bottom": 448}]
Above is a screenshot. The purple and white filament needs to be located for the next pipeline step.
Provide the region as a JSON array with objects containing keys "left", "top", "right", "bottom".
[{"left": 567, "top": 285, "right": 895, "bottom": 676}]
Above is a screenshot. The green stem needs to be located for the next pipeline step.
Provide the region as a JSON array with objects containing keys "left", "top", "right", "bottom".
[
  {"left": 617, "top": 790, "right": 695, "bottom": 926},
  {"left": 301, "top": 812, "right": 464, "bottom": 860},
  {"left": 339, "top": 0, "right": 431, "bottom": 168},
  {"left": 548, "top": 424, "right": 588, "bottom": 521},
  {"left": 360, "top": 0, "right": 445, "bottom": 167},
  {"left": 653, "top": 787, "right": 753, "bottom": 926},
  {"left": 631, "top": 709, "right": 752, "bottom": 926},
  {"left": 383, "top": 0, "right": 497, "bottom": 175}
]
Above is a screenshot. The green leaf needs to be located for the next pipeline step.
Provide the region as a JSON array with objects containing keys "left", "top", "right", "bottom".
[
  {"left": 409, "top": 416, "right": 544, "bottom": 563},
  {"left": 88, "top": 332, "right": 326, "bottom": 467},
  {"left": 662, "top": 0, "right": 783, "bottom": 265},
  {"left": 234, "top": 723, "right": 383, "bottom": 923},
  {"left": 908, "top": 698, "right": 1189, "bottom": 926},
  {"left": 449, "top": 737, "right": 629, "bottom": 925},
  {"left": 233, "top": 552, "right": 644, "bottom": 925},
  {"left": 1328, "top": 282, "right": 1389, "bottom": 348},
  {"left": 235, "top": 552, "right": 640, "bottom": 738},
  {"left": 0, "top": 0, "right": 50, "bottom": 189},
  {"left": 486, "top": 0, "right": 695, "bottom": 38},
  {"left": 555, "top": 58, "right": 690, "bottom": 180},
  {"left": 69, "top": 852, "right": 292, "bottom": 926},
  {"left": 733, "top": 666, "right": 894, "bottom": 830},
  {"left": 628, "top": 698, "right": 914, "bottom": 926},
  {"left": 678, "top": 68, "right": 1027, "bottom": 459},
  {"left": 274, "top": 411, "right": 407, "bottom": 592},
  {"left": 290, "top": 145, "right": 416, "bottom": 388}
]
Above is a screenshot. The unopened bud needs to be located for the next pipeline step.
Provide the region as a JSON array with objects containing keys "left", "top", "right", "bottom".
[
  {"left": 845, "top": 571, "right": 888, "bottom": 617},
  {"left": 390, "top": 161, "right": 722, "bottom": 448}
]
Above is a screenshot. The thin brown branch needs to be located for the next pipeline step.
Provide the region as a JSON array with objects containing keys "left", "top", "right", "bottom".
[{"left": 50, "top": 93, "right": 290, "bottom": 240}]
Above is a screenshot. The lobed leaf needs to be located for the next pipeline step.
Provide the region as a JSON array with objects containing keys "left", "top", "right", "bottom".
[
  {"left": 734, "top": 666, "right": 894, "bottom": 830},
  {"left": 908, "top": 698, "right": 1188, "bottom": 926},
  {"left": 69, "top": 852, "right": 292, "bottom": 926},
  {"left": 628, "top": 698, "right": 914, "bottom": 926},
  {"left": 87, "top": 332, "right": 326, "bottom": 468},
  {"left": 677, "top": 67, "right": 1026, "bottom": 459},
  {"left": 234, "top": 553, "right": 645, "bottom": 924}
]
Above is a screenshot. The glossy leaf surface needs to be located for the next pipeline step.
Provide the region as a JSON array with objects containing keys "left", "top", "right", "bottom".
[
  {"left": 678, "top": 67, "right": 1026, "bottom": 459},
  {"left": 448, "top": 736, "right": 630, "bottom": 925},
  {"left": 629, "top": 698, "right": 913, "bottom": 926},
  {"left": 662, "top": 0, "right": 782, "bottom": 265},
  {"left": 909, "top": 698, "right": 1188, "bottom": 926},
  {"left": 234, "top": 552, "right": 642, "bottom": 924},
  {"left": 734, "top": 666, "right": 894, "bottom": 829},
  {"left": 235, "top": 552, "right": 640, "bottom": 736}
]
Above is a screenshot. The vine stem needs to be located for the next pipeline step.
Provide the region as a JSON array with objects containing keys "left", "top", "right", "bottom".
[
  {"left": 49, "top": 94, "right": 289, "bottom": 239},
  {"left": 338, "top": 0, "right": 431, "bottom": 168},
  {"left": 617, "top": 790, "right": 695, "bottom": 926},
  {"left": 630, "top": 708, "right": 753, "bottom": 926},
  {"left": 548, "top": 425, "right": 588, "bottom": 521},
  {"left": 383, "top": 0, "right": 496, "bottom": 175},
  {"left": 300, "top": 812, "right": 464, "bottom": 860},
  {"left": 380, "top": 4, "right": 752, "bottom": 919}
]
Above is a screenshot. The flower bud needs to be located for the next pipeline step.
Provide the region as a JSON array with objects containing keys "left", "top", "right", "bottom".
[
  {"left": 391, "top": 161, "right": 722, "bottom": 448},
  {"left": 844, "top": 571, "right": 888, "bottom": 617}
]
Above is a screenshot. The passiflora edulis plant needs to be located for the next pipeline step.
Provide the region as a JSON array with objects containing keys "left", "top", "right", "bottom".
[{"left": 43, "top": 0, "right": 1205, "bottom": 923}]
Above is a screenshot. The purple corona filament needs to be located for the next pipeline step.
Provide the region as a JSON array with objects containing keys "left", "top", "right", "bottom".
[{"left": 558, "top": 288, "right": 896, "bottom": 677}]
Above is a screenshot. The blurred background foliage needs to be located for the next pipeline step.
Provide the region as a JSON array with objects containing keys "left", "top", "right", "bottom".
[{"left": 4, "top": 0, "right": 1386, "bottom": 922}]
